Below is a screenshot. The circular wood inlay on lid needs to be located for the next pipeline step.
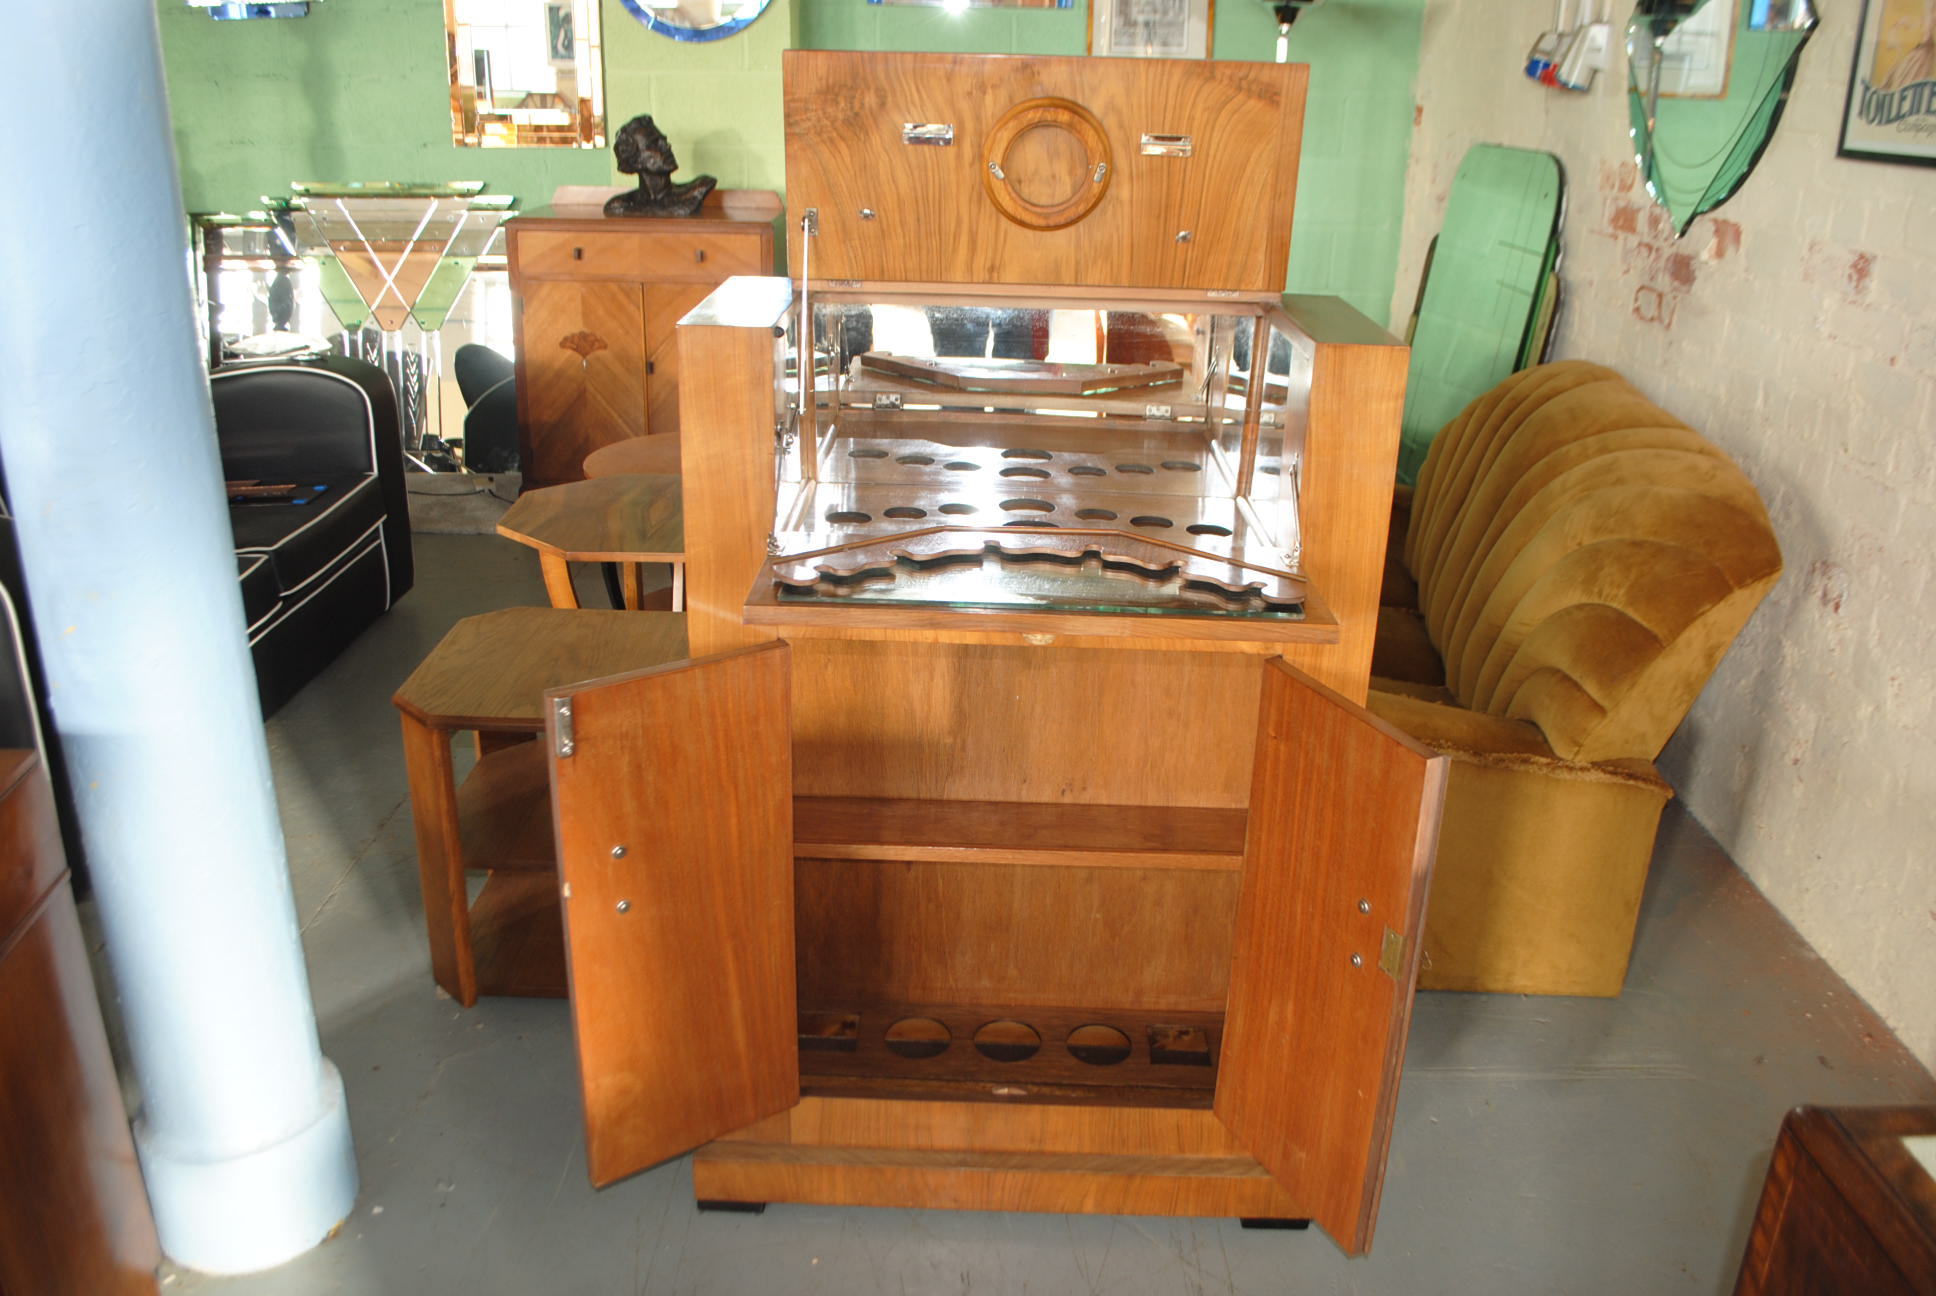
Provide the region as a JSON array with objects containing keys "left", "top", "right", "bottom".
[{"left": 981, "top": 97, "right": 1113, "bottom": 232}]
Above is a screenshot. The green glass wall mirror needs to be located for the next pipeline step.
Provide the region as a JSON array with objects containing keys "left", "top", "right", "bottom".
[
  {"left": 1628, "top": 0, "right": 1817, "bottom": 235},
  {"left": 619, "top": 0, "right": 776, "bottom": 40},
  {"left": 448, "top": 0, "right": 606, "bottom": 148}
]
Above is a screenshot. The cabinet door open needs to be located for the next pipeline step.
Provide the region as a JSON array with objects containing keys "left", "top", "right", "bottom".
[
  {"left": 1216, "top": 659, "right": 1447, "bottom": 1255},
  {"left": 547, "top": 642, "right": 796, "bottom": 1187}
]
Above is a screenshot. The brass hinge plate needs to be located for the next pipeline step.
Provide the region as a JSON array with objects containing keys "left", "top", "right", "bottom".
[{"left": 1379, "top": 926, "right": 1406, "bottom": 979}]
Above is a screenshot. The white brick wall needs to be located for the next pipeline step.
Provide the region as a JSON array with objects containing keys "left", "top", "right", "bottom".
[{"left": 1398, "top": 0, "right": 1936, "bottom": 1069}]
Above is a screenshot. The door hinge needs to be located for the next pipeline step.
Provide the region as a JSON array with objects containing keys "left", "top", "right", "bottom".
[
  {"left": 551, "top": 697, "right": 575, "bottom": 758},
  {"left": 1378, "top": 926, "right": 1406, "bottom": 979}
]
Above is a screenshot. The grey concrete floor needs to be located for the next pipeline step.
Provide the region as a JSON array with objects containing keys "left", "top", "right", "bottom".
[{"left": 153, "top": 533, "right": 1935, "bottom": 1296}]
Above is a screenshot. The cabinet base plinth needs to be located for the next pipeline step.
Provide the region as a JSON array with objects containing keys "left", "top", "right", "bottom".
[
  {"left": 695, "top": 1199, "right": 766, "bottom": 1214},
  {"left": 692, "top": 1142, "right": 1301, "bottom": 1219},
  {"left": 1238, "top": 1217, "right": 1310, "bottom": 1230}
]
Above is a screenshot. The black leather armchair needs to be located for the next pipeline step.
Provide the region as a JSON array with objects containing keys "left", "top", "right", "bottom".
[{"left": 211, "top": 353, "right": 413, "bottom": 712}]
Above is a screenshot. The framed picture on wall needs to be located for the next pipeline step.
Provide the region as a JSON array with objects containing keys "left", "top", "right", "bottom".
[
  {"left": 1090, "top": 0, "right": 1214, "bottom": 59},
  {"left": 1839, "top": 0, "right": 1936, "bottom": 164}
]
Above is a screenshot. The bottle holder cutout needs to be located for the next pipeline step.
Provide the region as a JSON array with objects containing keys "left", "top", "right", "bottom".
[{"left": 796, "top": 1004, "right": 1221, "bottom": 1101}]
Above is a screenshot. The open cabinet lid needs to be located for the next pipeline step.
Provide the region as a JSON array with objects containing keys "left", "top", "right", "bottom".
[
  {"left": 783, "top": 50, "right": 1306, "bottom": 292},
  {"left": 546, "top": 642, "right": 797, "bottom": 1187},
  {"left": 1215, "top": 658, "right": 1447, "bottom": 1255}
]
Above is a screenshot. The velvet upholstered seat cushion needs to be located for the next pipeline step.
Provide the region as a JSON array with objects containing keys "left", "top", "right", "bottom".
[
  {"left": 1398, "top": 361, "right": 1782, "bottom": 765},
  {"left": 1370, "top": 360, "right": 1781, "bottom": 996}
]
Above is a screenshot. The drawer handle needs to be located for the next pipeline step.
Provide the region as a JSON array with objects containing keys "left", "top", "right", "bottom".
[
  {"left": 694, "top": 249, "right": 706, "bottom": 263},
  {"left": 573, "top": 246, "right": 584, "bottom": 260},
  {"left": 559, "top": 330, "right": 608, "bottom": 369}
]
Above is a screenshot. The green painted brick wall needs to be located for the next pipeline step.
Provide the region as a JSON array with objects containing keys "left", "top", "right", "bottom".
[{"left": 158, "top": 0, "right": 1419, "bottom": 323}]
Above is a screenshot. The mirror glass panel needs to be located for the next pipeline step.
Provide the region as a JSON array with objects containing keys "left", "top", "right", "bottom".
[
  {"left": 766, "top": 295, "right": 1307, "bottom": 619},
  {"left": 618, "top": 0, "right": 776, "bottom": 40},
  {"left": 1627, "top": 0, "right": 1817, "bottom": 234},
  {"left": 448, "top": 0, "right": 606, "bottom": 148}
]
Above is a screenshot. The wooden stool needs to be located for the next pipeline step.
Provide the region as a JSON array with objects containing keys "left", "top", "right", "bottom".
[
  {"left": 496, "top": 473, "right": 685, "bottom": 611},
  {"left": 392, "top": 607, "right": 688, "bottom": 1005}
]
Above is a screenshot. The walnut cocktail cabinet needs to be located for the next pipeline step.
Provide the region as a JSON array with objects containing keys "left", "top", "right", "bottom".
[
  {"left": 534, "top": 51, "right": 1442, "bottom": 1257},
  {"left": 505, "top": 198, "right": 776, "bottom": 488}
]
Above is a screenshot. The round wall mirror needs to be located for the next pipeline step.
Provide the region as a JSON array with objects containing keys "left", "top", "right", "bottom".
[
  {"left": 618, "top": 0, "right": 775, "bottom": 41},
  {"left": 1627, "top": 0, "right": 1818, "bottom": 235}
]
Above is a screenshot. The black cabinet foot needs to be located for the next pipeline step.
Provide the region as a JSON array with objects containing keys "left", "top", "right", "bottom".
[
  {"left": 1238, "top": 1217, "right": 1310, "bottom": 1230},
  {"left": 697, "top": 1200, "right": 767, "bottom": 1214}
]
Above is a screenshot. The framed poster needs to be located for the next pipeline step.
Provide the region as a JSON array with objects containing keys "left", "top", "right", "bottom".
[
  {"left": 1090, "top": 0, "right": 1213, "bottom": 59},
  {"left": 1657, "top": 0, "right": 1737, "bottom": 98},
  {"left": 1839, "top": 0, "right": 1936, "bottom": 163},
  {"left": 546, "top": 1, "right": 576, "bottom": 67}
]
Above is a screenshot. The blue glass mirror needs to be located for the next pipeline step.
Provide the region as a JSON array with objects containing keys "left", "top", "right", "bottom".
[{"left": 619, "top": 0, "right": 774, "bottom": 40}]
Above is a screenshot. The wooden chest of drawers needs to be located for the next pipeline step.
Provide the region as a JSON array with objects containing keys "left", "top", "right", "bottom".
[{"left": 506, "top": 198, "right": 777, "bottom": 488}]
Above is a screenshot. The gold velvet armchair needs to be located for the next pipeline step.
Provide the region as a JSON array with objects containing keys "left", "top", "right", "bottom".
[{"left": 1370, "top": 361, "right": 1782, "bottom": 996}]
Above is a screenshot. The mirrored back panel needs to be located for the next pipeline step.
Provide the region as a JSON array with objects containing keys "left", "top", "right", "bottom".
[{"left": 762, "top": 291, "right": 1312, "bottom": 620}]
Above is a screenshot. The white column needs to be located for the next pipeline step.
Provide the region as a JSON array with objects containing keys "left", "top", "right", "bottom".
[{"left": 0, "top": 4, "right": 356, "bottom": 1276}]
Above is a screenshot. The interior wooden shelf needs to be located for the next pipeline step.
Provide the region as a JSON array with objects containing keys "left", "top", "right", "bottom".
[
  {"left": 469, "top": 871, "right": 567, "bottom": 998},
  {"left": 797, "top": 1002, "right": 1222, "bottom": 1109},
  {"left": 794, "top": 797, "right": 1247, "bottom": 871},
  {"left": 456, "top": 740, "right": 553, "bottom": 874}
]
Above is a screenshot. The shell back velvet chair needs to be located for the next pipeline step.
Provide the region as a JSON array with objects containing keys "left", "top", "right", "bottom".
[{"left": 1369, "top": 361, "right": 1782, "bottom": 995}]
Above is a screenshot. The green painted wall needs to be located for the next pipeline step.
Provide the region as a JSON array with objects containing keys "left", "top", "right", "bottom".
[
  {"left": 156, "top": 0, "right": 795, "bottom": 211},
  {"left": 159, "top": 0, "right": 1419, "bottom": 323}
]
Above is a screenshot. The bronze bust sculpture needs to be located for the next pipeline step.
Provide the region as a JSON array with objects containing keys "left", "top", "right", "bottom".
[{"left": 603, "top": 115, "right": 717, "bottom": 218}]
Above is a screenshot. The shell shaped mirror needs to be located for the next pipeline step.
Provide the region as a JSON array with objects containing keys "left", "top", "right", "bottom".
[
  {"left": 1627, "top": 0, "right": 1818, "bottom": 235},
  {"left": 619, "top": 0, "right": 775, "bottom": 40}
]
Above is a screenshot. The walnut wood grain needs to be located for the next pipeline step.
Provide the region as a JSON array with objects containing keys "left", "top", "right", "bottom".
[
  {"left": 393, "top": 608, "right": 688, "bottom": 731},
  {"left": 1272, "top": 297, "right": 1409, "bottom": 705},
  {"left": 795, "top": 858, "right": 1239, "bottom": 1014},
  {"left": 468, "top": 872, "right": 567, "bottom": 999},
  {"left": 496, "top": 474, "right": 684, "bottom": 564},
  {"left": 0, "top": 753, "right": 159, "bottom": 1296},
  {"left": 456, "top": 741, "right": 554, "bottom": 874},
  {"left": 724, "top": 1094, "right": 1252, "bottom": 1156},
  {"left": 394, "top": 608, "right": 689, "bottom": 1003},
  {"left": 509, "top": 206, "right": 775, "bottom": 487},
  {"left": 784, "top": 640, "right": 1265, "bottom": 807},
  {"left": 676, "top": 279, "right": 792, "bottom": 659},
  {"left": 1734, "top": 1107, "right": 1936, "bottom": 1296},
  {"left": 645, "top": 282, "right": 719, "bottom": 438},
  {"left": 399, "top": 716, "right": 475, "bottom": 1004},
  {"left": 784, "top": 52, "right": 1305, "bottom": 292},
  {"left": 1214, "top": 660, "right": 1446, "bottom": 1257},
  {"left": 793, "top": 796, "right": 1244, "bottom": 870},
  {"left": 582, "top": 433, "right": 682, "bottom": 478},
  {"left": 515, "top": 278, "right": 648, "bottom": 487},
  {"left": 549, "top": 643, "right": 798, "bottom": 1187},
  {"left": 690, "top": 1143, "right": 1301, "bottom": 1218},
  {"left": 793, "top": 1001, "right": 1221, "bottom": 1100},
  {"left": 0, "top": 750, "right": 60, "bottom": 940}
]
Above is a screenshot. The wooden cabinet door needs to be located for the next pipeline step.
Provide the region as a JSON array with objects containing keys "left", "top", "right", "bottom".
[
  {"left": 643, "top": 280, "right": 723, "bottom": 439},
  {"left": 546, "top": 642, "right": 796, "bottom": 1187},
  {"left": 517, "top": 278, "right": 649, "bottom": 486},
  {"left": 1215, "top": 659, "right": 1447, "bottom": 1256}
]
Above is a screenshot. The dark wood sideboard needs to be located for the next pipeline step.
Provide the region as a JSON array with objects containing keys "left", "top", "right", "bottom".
[
  {"left": 1735, "top": 1105, "right": 1936, "bottom": 1295},
  {"left": 0, "top": 748, "right": 159, "bottom": 1295}
]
